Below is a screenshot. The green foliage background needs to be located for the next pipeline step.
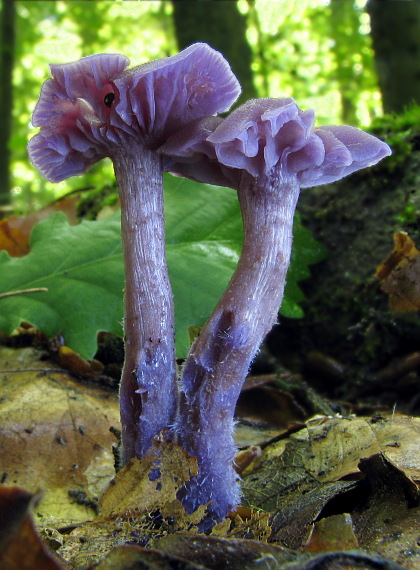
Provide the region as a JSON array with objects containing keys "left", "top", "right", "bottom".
[
  {"left": 0, "top": 176, "right": 325, "bottom": 358},
  {"left": 10, "top": 0, "right": 380, "bottom": 211}
]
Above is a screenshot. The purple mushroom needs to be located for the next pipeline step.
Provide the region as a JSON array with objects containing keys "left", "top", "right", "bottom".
[
  {"left": 160, "top": 97, "right": 391, "bottom": 526},
  {"left": 28, "top": 44, "right": 241, "bottom": 464}
]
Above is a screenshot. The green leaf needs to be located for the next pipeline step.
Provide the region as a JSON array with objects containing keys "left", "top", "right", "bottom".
[
  {"left": 0, "top": 176, "right": 242, "bottom": 359},
  {"left": 0, "top": 175, "right": 326, "bottom": 359},
  {"left": 165, "top": 175, "right": 242, "bottom": 356},
  {"left": 0, "top": 211, "right": 125, "bottom": 360}
]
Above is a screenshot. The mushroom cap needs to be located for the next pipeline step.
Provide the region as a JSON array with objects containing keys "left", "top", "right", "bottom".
[
  {"left": 112, "top": 43, "right": 241, "bottom": 138},
  {"left": 28, "top": 44, "right": 241, "bottom": 183},
  {"left": 159, "top": 98, "right": 391, "bottom": 189}
]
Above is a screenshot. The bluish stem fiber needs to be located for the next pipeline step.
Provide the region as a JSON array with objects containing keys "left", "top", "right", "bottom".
[
  {"left": 174, "top": 169, "right": 300, "bottom": 525},
  {"left": 113, "top": 143, "right": 177, "bottom": 464}
]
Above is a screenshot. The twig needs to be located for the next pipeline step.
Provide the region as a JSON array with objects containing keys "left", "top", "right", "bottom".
[
  {"left": 0, "top": 367, "right": 72, "bottom": 375},
  {"left": 0, "top": 287, "right": 48, "bottom": 300}
]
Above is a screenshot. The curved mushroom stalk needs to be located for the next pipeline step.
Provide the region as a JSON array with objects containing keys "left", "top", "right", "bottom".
[
  {"left": 176, "top": 169, "right": 300, "bottom": 527},
  {"left": 160, "top": 98, "right": 391, "bottom": 524},
  {"left": 28, "top": 45, "right": 241, "bottom": 463}
]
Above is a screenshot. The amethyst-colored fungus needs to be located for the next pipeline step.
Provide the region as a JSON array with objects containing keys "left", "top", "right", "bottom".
[
  {"left": 29, "top": 43, "right": 391, "bottom": 531},
  {"left": 28, "top": 44, "right": 241, "bottom": 464},
  {"left": 160, "top": 97, "right": 391, "bottom": 526}
]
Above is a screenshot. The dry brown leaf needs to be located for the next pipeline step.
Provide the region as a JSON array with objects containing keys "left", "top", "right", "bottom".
[
  {"left": 354, "top": 454, "right": 420, "bottom": 569},
  {"left": 0, "top": 486, "right": 66, "bottom": 570},
  {"left": 57, "top": 345, "right": 105, "bottom": 378},
  {"left": 372, "top": 415, "right": 420, "bottom": 481},
  {"left": 259, "top": 476, "right": 357, "bottom": 548},
  {"left": 304, "top": 416, "right": 381, "bottom": 481},
  {"left": 0, "top": 346, "right": 119, "bottom": 525},
  {"left": 305, "top": 513, "right": 358, "bottom": 552},
  {"left": 0, "top": 198, "right": 79, "bottom": 257},
  {"left": 99, "top": 437, "right": 198, "bottom": 519},
  {"left": 259, "top": 415, "right": 420, "bottom": 484},
  {"left": 376, "top": 232, "right": 420, "bottom": 311}
]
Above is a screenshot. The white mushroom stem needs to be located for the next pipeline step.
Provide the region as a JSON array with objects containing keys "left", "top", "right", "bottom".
[
  {"left": 112, "top": 142, "right": 177, "bottom": 463},
  {"left": 174, "top": 167, "right": 300, "bottom": 524}
]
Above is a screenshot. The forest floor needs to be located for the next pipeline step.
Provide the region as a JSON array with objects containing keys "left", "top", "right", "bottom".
[{"left": 0, "top": 295, "right": 418, "bottom": 570}]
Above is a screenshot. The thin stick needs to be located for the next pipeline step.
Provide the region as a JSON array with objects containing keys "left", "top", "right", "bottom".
[
  {"left": 0, "top": 287, "right": 48, "bottom": 300},
  {"left": 0, "top": 368, "right": 71, "bottom": 374}
]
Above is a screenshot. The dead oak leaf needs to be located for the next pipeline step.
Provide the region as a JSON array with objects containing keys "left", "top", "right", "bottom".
[
  {"left": 0, "top": 346, "right": 119, "bottom": 525},
  {"left": 376, "top": 232, "right": 420, "bottom": 311},
  {"left": 0, "top": 198, "right": 79, "bottom": 257},
  {"left": 99, "top": 436, "right": 198, "bottom": 520},
  {"left": 0, "top": 486, "right": 65, "bottom": 570}
]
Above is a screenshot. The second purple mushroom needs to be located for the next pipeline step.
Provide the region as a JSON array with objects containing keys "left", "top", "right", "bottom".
[{"left": 161, "top": 97, "right": 391, "bottom": 526}]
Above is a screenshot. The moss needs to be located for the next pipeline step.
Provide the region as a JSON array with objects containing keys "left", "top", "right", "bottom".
[
  {"left": 368, "top": 104, "right": 420, "bottom": 173},
  {"left": 370, "top": 104, "right": 420, "bottom": 134}
]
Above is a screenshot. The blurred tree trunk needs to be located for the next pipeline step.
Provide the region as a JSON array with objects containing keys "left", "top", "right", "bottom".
[
  {"left": 0, "top": 0, "right": 15, "bottom": 207},
  {"left": 367, "top": 0, "right": 420, "bottom": 113},
  {"left": 171, "top": 0, "right": 257, "bottom": 105},
  {"left": 330, "top": 0, "right": 358, "bottom": 124}
]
